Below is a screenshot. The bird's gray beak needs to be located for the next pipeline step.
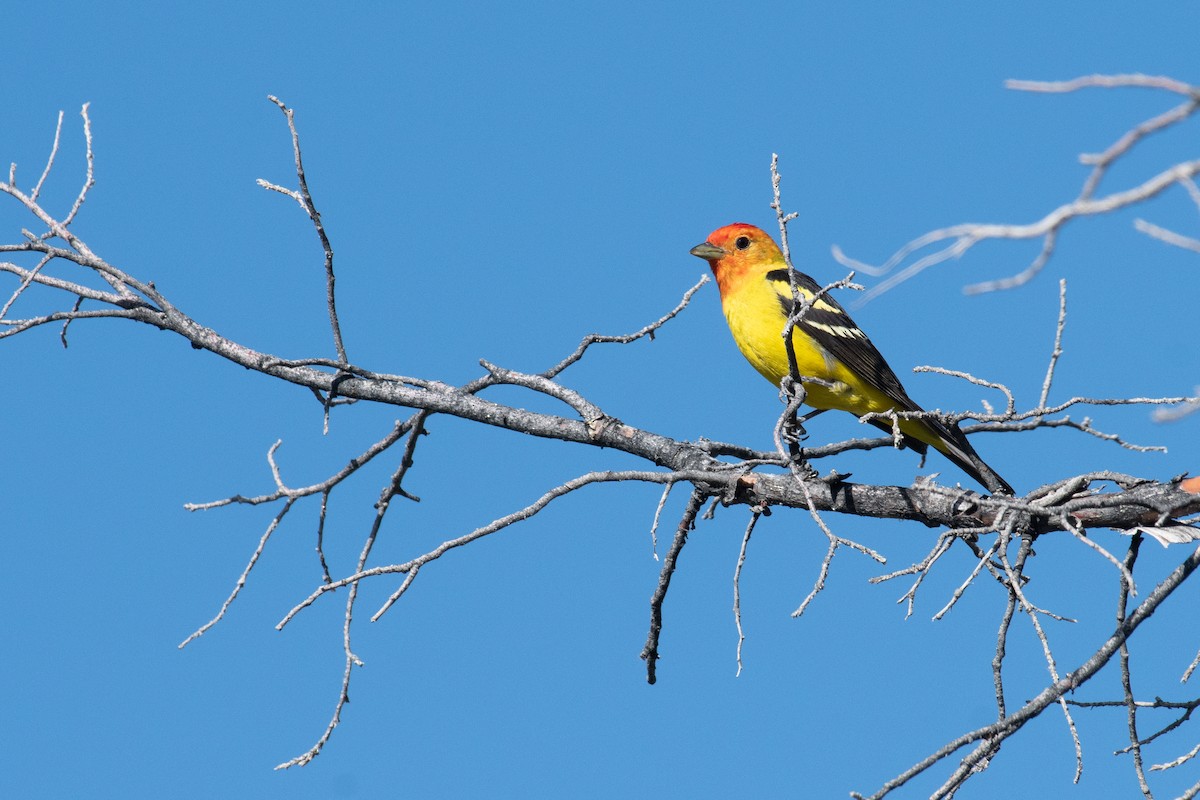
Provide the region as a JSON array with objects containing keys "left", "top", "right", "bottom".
[{"left": 689, "top": 242, "right": 725, "bottom": 260}]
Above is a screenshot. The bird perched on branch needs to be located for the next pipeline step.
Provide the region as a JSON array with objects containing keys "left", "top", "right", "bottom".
[{"left": 690, "top": 222, "right": 1012, "bottom": 495}]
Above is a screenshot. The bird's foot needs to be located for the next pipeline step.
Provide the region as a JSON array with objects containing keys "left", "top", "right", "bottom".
[{"left": 786, "top": 454, "right": 819, "bottom": 482}]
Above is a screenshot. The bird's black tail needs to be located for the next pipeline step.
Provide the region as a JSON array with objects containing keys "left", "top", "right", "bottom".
[{"left": 930, "top": 423, "right": 1013, "bottom": 495}]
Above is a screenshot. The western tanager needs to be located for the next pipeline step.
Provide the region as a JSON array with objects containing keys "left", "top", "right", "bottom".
[{"left": 690, "top": 222, "right": 1013, "bottom": 495}]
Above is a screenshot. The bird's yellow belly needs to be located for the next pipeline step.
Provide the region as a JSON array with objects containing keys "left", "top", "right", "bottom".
[{"left": 723, "top": 299, "right": 875, "bottom": 415}]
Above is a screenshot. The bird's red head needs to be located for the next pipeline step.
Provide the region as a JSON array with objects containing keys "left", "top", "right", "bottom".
[{"left": 689, "top": 223, "right": 785, "bottom": 298}]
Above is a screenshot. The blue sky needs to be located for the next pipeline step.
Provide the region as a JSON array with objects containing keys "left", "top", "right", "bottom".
[{"left": 4, "top": 3, "right": 1199, "bottom": 798}]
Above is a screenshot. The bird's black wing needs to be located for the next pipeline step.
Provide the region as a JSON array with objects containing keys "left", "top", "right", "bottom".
[
  {"left": 766, "top": 269, "right": 1013, "bottom": 493},
  {"left": 766, "top": 268, "right": 921, "bottom": 414}
]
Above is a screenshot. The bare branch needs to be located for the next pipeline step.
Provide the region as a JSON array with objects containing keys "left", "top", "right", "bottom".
[
  {"left": 834, "top": 74, "right": 1200, "bottom": 301},
  {"left": 1153, "top": 388, "right": 1200, "bottom": 423},
  {"left": 541, "top": 275, "right": 709, "bottom": 379},
  {"left": 278, "top": 410, "right": 428, "bottom": 769},
  {"left": 934, "top": 536, "right": 1003, "bottom": 621},
  {"left": 481, "top": 359, "right": 606, "bottom": 431},
  {"left": 1040, "top": 279, "right": 1068, "bottom": 409},
  {"left": 854, "top": 543, "right": 1200, "bottom": 800},
  {"left": 0, "top": 252, "right": 55, "bottom": 321},
  {"left": 1005, "top": 73, "right": 1199, "bottom": 97},
  {"left": 1064, "top": 515, "right": 1136, "bottom": 593},
  {"left": 1185, "top": 642, "right": 1200, "bottom": 684},
  {"left": 1153, "top": 741, "right": 1200, "bottom": 772},
  {"left": 642, "top": 488, "right": 705, "bottom": 684},
  {"left": 184, "top": 420, "right": 415, "bottom": 511},
  {"left": 732, "top": 511, "right": 759, "bottom": 676},
  {"left": 1136, "top": 218, "right": 1200, "bottom": 254},
  {"left": 786, "top": 447, "right": 887, "bottom": 620},
  {"left": 998, "top": 536, "right": 1083, "bottom": 784},
  {"left": 870, "top": 531, "right": 956, "bottom": 618},
  {"left": 263, "top": 95, "right": 347, "bottom": 365},
  {"left": 31, "top": 110, "right": 64, "bottom": 202},
  {"left": 1117, "top": 536, "right": 1152, "bottom": 797},
  {"left": 60, "top": 103, "right": 95, "bottom": 230},
  {"left": 277, "top": 471, "right": 711, "bottom": 630},
  {"left": 648, "top": 480, "right": 676, "bottom": 560},
  {"left": 770, "top": 152, "right": 800, "bottom": 264},
  {"left": 179, "top": 497, "right": 297, "bottom": 648},
  {"left": 910, "top": 364, "right": 1016, "bottom": 418},
  {"left": 8, "top": 94, "right": 1200, "bottom": 793}
]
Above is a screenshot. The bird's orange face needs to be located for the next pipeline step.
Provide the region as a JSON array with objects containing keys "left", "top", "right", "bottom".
[{"left": 689, "top": 223, "right": 785, "bottom": 298}]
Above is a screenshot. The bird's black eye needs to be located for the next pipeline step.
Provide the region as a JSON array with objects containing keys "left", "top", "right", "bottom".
[{"left": 734, "top": 236, "right": 751, "bottom": 250}]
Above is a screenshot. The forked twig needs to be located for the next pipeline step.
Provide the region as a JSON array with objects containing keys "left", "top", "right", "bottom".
[{"left": 833, "top": 74, "right": 1200, "bottom": 301}]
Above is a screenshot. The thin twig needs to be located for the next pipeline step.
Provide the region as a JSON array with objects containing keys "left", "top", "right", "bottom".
[
  {"left": 0, "top": 252, "right": 55, "bottom": 321},
  {"left": 277, "top": 471, "right": 719, "bottom": 629},
  {"left": 277, "top": 412, "right": 427, "bottom": 769},
  {"left": 1152, "top": 388, "right": 1200, "bottom": 423},
  {"left": 733, "top": 511, "right": 760, "bottom": 676},
  {"left": 770, "top": 152, "right": 800, "bottom": 265},
  {"left": 1065, "top": 515, "right": 1136, "bottom": 592},
  {"left": 1005, "top": 74, "right": 1199, "bottom": 96},
  {"left": 858, "top": 542, "right": 1200, "bottom": 799},
  {"left": 870, "top": 532, "right": 957, "bottom": 618},
  {"left": 648, "top": 481, "right": 676, "bottom": 561},
  {"left": 1184, "top": 644, "right": 1200, "bottom": 684},
  {"left": 179, "top": 498, "right": 296, "bottom": 648},
  {"left": 1152, "top": 741, "right": 1200, "bottom": 772},
  {"left": 31, "top": 110, "right": 64, "bottom": 202},
  {"left": 541, "top": 275, "right": 709, "bottom": 379},
  {"left": 992, "top": 531, "right": 1017, "bottom": 723},
  {"left": 265, "top": 96, "right": 347, "bottom": 365},
  {"left": 1040, "top": 279, "right": 1067, "bottom": 409},
  {"left": 641, "top": 488, "right": 705, "bottom": 684},
  {"left": 1117, "top": 535, "right": 1152, "bottom": 797},
  {"left": 934, "top": 536, "right": 1003, "bottom": 621},
  {"left": 834, "top": 75, "right": 1200, "bottom": 301},
  {"left": 61, "top": 103, "right": 94, "bottom": 229},
  {"left": 1135, "top": 218, "right": 1200, "bottom": 253}
]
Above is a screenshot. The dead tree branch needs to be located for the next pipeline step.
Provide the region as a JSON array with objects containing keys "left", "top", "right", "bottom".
[
  {"left": 833, "top": 73, "right": 1200, "bottom": 301},
  {"left": 4, "top": 93, "right": 1199, "bottom": 792}
]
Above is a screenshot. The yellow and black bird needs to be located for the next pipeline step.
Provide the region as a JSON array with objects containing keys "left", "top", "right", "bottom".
[{"left": 690, "top": 222, "right": 1012, "bottom": 495}]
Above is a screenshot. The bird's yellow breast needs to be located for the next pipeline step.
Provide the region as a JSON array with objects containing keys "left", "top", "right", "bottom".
[{"left": 720, "top": 280, "right": 876, "bottom": 415}]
